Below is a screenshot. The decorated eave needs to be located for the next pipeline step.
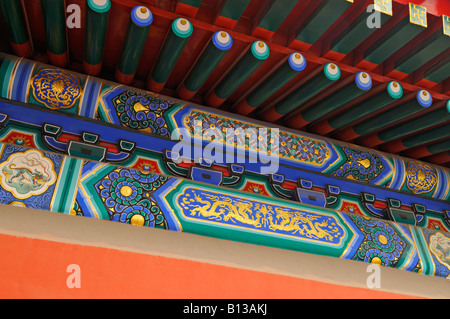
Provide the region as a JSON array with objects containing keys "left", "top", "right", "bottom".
[
  {"left": 0, "top": 0, "right": 449, "bottom": 283},
  {"left": 0, "top": 0, "right": 448, "bottom": 166}
]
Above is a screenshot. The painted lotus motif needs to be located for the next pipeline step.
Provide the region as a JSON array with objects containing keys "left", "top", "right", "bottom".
[{"left": 0, "top": 149, "right": 57, "bottom": 199}]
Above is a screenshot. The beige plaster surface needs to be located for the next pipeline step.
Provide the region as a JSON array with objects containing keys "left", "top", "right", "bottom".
[{"left": 0, "top": 204, "right": 448, "bottom": 298}]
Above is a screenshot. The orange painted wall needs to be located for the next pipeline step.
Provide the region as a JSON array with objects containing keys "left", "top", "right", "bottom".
[{"left": 0, "top": 233, "right": 421, "bottom": 299}]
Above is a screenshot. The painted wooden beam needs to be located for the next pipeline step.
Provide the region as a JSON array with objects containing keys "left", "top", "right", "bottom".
[
  {"left": 383, "top": 123, "right": 450, "bottom": 153},
  {"left": 285, "top": 71, "right": 373, "bottom": 130},
  {"left": 335, "top": 89, "right": 433, "bottom": 140},
  {"left": 252, "top": 0, "right": 298, "bottom": 39},
  {"left": 1, "top": 52, "right": 449, "bottom": 204},
  {"left": 424, "top": 60, "right": 450, "bottom": 83},
  {"left": 0, "top": 0, "right": 33, "bottom": 58},
  {"left": 40, "top": 0, "right": 68, "bottom": 67},
  {"left": 177, "top": 30, "right": 232, "bottom": 100},
  {"left": 310, "top": 81, "right": 403, "bottom": 135},
  {"left": 330, "top": 0, "right": 392, "bottom": 55},
  {"left": 0, "top": 138, "right": 448, "bottom": 279},
  {"left": 294, "top": 0, "right": 354, "bottom": 45},
  {"left": 115, "top": 6, "right": 153, "bottom": 84},
  {"left": 362, "top": 100, "right": 450, "bottom": 147},
  {"left": 403, "top": 138, "right": 450, "bottom": 158},
  {"left": 204, "top": 40, "right": 270, "bottom": 107},
  {"left": 394, "top": 11, "right": 448, "bottom": 74},
  {"left": 234, "top": 52, "right": 307, "bottom": 116},
  {"left": 259, "top": 63, "right": 341, "bottom": 122},
  {"left": 147, "top": 17, "right": 194, "bottom": 92},
  {"left": 83, "top": 0, "right": 111, "bottom": 76},
  {"left": 364, "top": 8, "right": 431, "bottom": 65},
  {"left": 215, "top": 0, "right": 251, "bottom": 29}
]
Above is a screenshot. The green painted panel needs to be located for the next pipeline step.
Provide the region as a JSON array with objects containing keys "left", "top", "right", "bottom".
[
  {"left": 426, "top": 139, "right": 450, "bottom": 155},
  {"left": 403, "top": 123, "right": 450, "bottom": 148},
  {"left": 395, "top": 30, "right": 449, "bottom": 74},
  {"left": 378, "top": 107, "right": 450, "bottom": 143},
  {"left": 424, "top": 61, "right": 450, "bottom": 83},
  {"left": 295, "top": 0, "right": 353, "bottom": 44},
  {"left": 220, "top": 0, "right": 251, "bottom": 20},
  {"left": 179, "top": 0, "right": 202, "bottom": 7},
  {"left": 365, "top": 17, "right": 428, "bottom": 64},
  {"left": 331, "top": 10, "right": 390, "bottom": 55},
  {"left": 258, "top": 0, "right": 298, "bottom": 32}
]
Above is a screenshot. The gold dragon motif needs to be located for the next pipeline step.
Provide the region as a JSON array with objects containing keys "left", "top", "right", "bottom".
[
  {"left": 185, "top": 193, "right": 262, "bottom": 227},
  {"left": 270, "top": 207, "right": 336, "bottom": 241},
  {"left": 180, "top": 191, "right": 341, "bottom": 242}
]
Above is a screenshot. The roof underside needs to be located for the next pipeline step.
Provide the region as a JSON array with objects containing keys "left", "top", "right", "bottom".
[{"left": 0, "top": 0, "right": 448, "bottom": 167}]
